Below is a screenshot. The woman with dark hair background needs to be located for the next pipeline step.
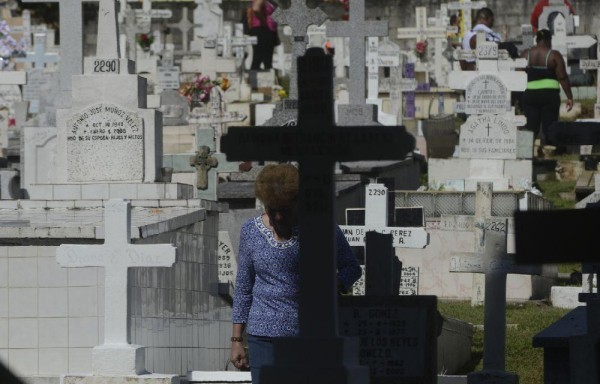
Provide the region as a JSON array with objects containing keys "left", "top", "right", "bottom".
[{"left": 520, "top": 29, "right": 573, "bottom": 155}]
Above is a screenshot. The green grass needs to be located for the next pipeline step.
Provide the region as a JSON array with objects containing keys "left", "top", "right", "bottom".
[
  {"left": 537, "top": 180, "right": 577, "bottom": 209},
  {"left": 438, "top": 300, "right": 571, "bottom": 383}
]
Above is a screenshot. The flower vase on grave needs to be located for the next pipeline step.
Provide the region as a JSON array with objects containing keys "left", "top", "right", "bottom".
[
  {"left": 415, "top": 40, "right": 428, "bottom": 62},
  {"left": 136, "top": 33, "right": 154, "bottom": 52}
]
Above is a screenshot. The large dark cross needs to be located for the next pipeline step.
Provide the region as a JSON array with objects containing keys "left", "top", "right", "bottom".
[
  {"left": 515, "top": 121, "right": 600, "bottom": 384},
  {"left": 221, "top": 48, "right": 415, "bottom": 338}
]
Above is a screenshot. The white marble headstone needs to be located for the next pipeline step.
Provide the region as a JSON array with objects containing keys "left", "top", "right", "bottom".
[
  {"left": 66, "top": 103, "right": 144, "bottom": 182},
  {"left": 459, "top": 114, "right": 517, "bottom": 160}
]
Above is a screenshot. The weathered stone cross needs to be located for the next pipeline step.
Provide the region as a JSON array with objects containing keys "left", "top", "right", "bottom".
[
  {"left": 15, "top": 32, "right": 59, "bottom": 69},
  {"left": 272, "top": 0, "right": 328, "bottom": 100},
  {"left": 56, "top": 199, "right": 177, "bottom": 375},
  {"left": 167, "top": 6, "right": 194, "bottom": 53},
  {"left": 222, "top": 49, "right": 414, "bottom": 382},
  {"left": 190, "top": 145, "right": 218, "bottom": 190},
  {"left": 451, "top": 182, "right": 541, "bottom": 383},
  {"left": 326, "top": 0, "right": 387, "bottom": 106}
]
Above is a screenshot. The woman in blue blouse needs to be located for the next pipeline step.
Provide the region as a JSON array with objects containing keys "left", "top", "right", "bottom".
[{"left": 230, "top": 164, "right": 362, "bottom": 383}]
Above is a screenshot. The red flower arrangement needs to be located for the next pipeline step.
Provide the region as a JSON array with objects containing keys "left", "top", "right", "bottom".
[{"left": 415, "top": 40, "right": 428, "bottom": 60}]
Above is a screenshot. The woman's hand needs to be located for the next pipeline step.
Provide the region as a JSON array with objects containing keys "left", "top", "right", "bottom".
[
  {"left": 566, "top": 99, "right": 573, "bottom": 112},
  {"left": 230, "top": 342, "right": 249, "bottom": 370}
]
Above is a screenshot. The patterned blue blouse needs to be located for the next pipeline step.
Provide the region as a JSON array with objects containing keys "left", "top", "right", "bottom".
[{"left": 232, "top": 215, "right": 362, "bottom": 337}]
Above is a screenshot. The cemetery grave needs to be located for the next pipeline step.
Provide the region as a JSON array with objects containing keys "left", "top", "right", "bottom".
[{"left": 5, "top": 0, "right": 600, "bottom": 383}]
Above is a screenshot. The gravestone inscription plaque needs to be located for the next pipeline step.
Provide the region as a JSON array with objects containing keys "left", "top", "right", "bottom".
[
  {"left": 465, "top": 74, "right": 511, "bottom": 115},
  {"left": 459, "top": 114, "right": 517, "bottom": 159},
  {"left": 339, "top": 295, "right": 437, "bottom": 383},
  {"left": 66, "top": 103, "right": 144, "bottom": 182}
]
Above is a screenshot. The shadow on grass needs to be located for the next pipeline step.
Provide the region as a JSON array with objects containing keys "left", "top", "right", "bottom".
[{"left": 455, "top": 351, "right": 483, "bottom": 375}]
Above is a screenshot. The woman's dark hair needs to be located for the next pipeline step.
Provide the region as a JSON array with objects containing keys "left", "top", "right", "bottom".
[
  {"left": 536, "top": 29, "right": 552, "bottom": 43},
  {"left": 450, "top": 14, "right": 458, "bottom": 25}
]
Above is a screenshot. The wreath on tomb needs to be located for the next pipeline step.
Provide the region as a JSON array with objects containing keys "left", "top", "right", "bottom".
[
  {"left": 136, "top": 33, "right": 154, "bottom": 52},
  {"left": 415, "top": 40, "right": 428, "bottom": 60},
  {"left": 179, "top": 73, "right": 231, "bottom": 106}
]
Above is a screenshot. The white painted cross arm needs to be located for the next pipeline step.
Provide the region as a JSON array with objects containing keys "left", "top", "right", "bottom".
[
  {"left": 340, "top": 225, "right": 429, "bottom": 248},
  {"left": 450, "top": 253, "right": 542, "bottom": 275},
  {"left": 565, "top": 35, "right": 596, "bottom": 49},
  {"left": 56, "top": 199, "right": 177, "bottom": 269},
  {"left": 449, "top": 229, "right": 541, "bottom": 276}
]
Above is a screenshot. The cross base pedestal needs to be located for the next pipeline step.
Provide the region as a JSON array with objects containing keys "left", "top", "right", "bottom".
[
  {"left": 467, "top": 370, "right": 519, "bottom": 384},
  {"left": 261, "top": 337, "right": 369, "bottom": 384},
  {"left": 337, "top": 104, "right": 380, "bottom": 126},
  {"left": 92, "top": 344, "right": 146, "bottom": 376}
]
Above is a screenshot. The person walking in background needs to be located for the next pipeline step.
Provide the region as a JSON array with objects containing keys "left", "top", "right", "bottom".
[
  {"left": 460, "top": 8, "right": 502, "bottom": 70},
  {"left": 520, "top": 29, "right": 573, "bottom": 156},
  {"left": 531, "top": 0, "right": 575, "bottom": 33},
  {"left": 246, "top": 0, "right": 279, "bottom": 70},
  {"left": 229, "top": 164, "right": 362, "bottom": 384},
  {"left": 448, "top": 14, "right": 461, "bottom": 49}
]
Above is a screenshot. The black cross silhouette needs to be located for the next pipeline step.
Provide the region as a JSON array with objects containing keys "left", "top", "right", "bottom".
[{"left": 221, "top": 48, "right": 415, "bottom": 337}]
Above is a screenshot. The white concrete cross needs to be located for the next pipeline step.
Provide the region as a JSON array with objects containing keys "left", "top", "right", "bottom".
[
  {"left": 580, "top": 39, "right": 600, "bottom": 119},
  {"left": 366, "top": 37, "right": 381, "bottom": 101},
  {"left": 398, "top": 7, "right": 457, "bottom": 87},
  {"left": 447, "top": 0, "right": 487, "bottom": 36},
  {"left": 181, "top": 38, "right": 236, "bottom": 78},
  {"left": 551, "top": 13, "right": 596, "bottom": 75},
  {"left": 450, "top": 32, "right": 527, "bottom": 107},
  {"left": 365, "top": 37, "right": 410, "bottom": 125},
  {"left": 56, "top": 199, "right": 177, "bottom": 375},
  {"left": 133, "top": 0, "right": 172, "bottom": 34},
  {"left": 390, "top": 64, "right": 417, "bottom": 126},
  {"left": 340, "top": 183, "right": 428, "bottom": 249},
  {"left": 168, "top": 6, "right": 194, "bottom": 52},
  {"left": 398, "top": 7, "right": 454, "bottom": 44},
  {"left": 272, "top": 0, "right": 328, "bottom": 99},
  {"left": 193, "top": 0, "right": 223, "bottom": 40},
  {"left": 218, "top": 23, "right": 256, "bottom": 61},
  {"left": 327, "top": 0, "right": 387, "bottom": 105},
  {"left": 188, "top": 88, "right": 247, "bottom": 152},
  {"left": 449, "top": 184, "right": 540, "bottom": 380},
  {"left": 429, "top": 4, "right": 455, "bottom": 87},
  {"left": 22, "top": 0, "right": 100, "bottom": 107},
  {"left": 15, "top": 32, "right": 59, "bottom": 70}
]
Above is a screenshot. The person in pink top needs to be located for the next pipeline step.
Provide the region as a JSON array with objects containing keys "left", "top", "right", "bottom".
[{"left": 246, "top": 0, "right": 279, "bottom": 70}]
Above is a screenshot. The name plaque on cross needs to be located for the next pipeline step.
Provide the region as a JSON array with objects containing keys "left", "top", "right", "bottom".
[{"left": 340, "top": 184, "right": 429, "bottom": 249}]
